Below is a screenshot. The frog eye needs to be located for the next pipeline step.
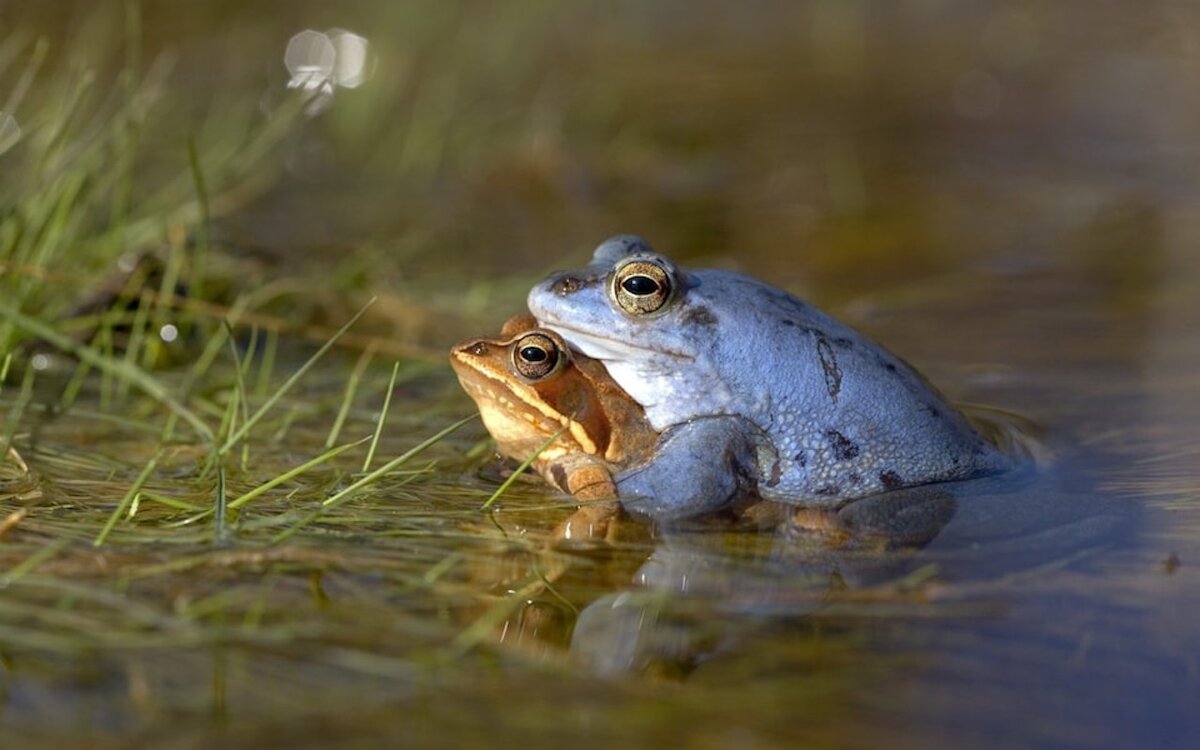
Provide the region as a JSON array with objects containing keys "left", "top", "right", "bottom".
[
  {"left": 611, "top": 258, "right": 675, "bottom": 316},
  {"left": 512, "top": 332, "right": 564, "bottom": 380}
]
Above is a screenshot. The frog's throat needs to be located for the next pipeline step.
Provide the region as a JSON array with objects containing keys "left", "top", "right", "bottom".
[
  {"left": 537, "top": 321, "right": 693, "bottom": 362},
  {"left": 459, "top": 367, "right": 599, "bottom": 455}
]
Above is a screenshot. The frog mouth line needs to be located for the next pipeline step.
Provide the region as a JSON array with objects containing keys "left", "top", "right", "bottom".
[
  {"left": 454, "top": 366, "right": 600, "bottom": 454},
  {"left": 537, "top": 321, "right": 693, "bottom": 362}
]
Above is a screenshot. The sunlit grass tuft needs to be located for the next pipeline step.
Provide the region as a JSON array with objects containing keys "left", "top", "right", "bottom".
[{"left": 0, "top": 8, "right": 584, "bottom": 711}]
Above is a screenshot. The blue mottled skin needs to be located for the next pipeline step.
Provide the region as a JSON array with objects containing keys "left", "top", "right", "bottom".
[{"left": 529, "top": 235, "right": 1014, "bottom": 518}]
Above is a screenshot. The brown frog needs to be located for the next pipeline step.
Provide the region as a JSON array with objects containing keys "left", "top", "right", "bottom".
[{"left": 451, "top": 314, "right": 660, "bottom": 536}]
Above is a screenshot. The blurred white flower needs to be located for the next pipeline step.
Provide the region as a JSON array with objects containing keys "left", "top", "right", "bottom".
[
  {"left": 284, "top": 29, "right": 372, "bottom": 115},
  {"left": 328, "top": 29, "right": 370, "bottom": 89}
]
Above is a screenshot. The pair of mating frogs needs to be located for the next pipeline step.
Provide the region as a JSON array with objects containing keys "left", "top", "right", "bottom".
[{"left": 452, "top": 236, "right": 1016, "bottom": 524}]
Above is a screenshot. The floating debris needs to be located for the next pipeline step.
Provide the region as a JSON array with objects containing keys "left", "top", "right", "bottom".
[
  {"left": 0, "top": 507, "right": 27, "bottom": 538},
  {"left": 4, "top": 445, "right": 29, "bottom": 475},
  {"left": 1162, "top": 552, "right": 1181, "bottom": 575}
]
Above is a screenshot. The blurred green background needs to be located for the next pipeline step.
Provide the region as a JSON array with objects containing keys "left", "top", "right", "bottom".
[{"left": 8, "top": 1, "right": 1196, "bottom": 339}]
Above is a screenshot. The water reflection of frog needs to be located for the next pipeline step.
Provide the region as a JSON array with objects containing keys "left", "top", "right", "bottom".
[
  {"left": 569, "top": 486, "right": 962, "bottom": 676},
  {"left": 569, "top": 473, "right": 1132, "bottom": 678},
  {"left": 529, "top": 235, "right": 1019, "bottom": 517}
]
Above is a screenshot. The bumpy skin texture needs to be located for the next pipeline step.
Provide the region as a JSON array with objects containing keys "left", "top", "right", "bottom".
[
  {"left": 529, "top": 235, "right": 1014, "bottom": 512},
  {"left": 615, "top": 415, "right": 774, "bottom": 519}
]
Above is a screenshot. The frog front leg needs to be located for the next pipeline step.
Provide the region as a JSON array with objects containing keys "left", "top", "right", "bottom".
[
  {"left": 539, "top": 451, "right": 618, "bottom": 500},
  {"left": 540, "top": 452, "right": 628, "bottom": 544},
  {"left": 614, "top": 416, "right": 775, "bottom": 520}
]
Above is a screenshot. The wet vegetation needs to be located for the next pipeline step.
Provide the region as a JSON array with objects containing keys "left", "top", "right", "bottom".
[{"left": 2, "top": 2, "right": 1199, "bottom": 748}]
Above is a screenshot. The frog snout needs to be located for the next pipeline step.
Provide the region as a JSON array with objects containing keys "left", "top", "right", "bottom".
[{"left": 455, "top": 340, "right": 490, "bottom": 356}]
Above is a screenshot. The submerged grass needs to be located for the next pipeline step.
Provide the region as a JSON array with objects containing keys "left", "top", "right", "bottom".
[{"left": 93, "top": 448, "right": 162, "bottom": 546}]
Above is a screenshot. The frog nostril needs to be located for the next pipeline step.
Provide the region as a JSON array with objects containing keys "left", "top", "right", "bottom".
[
  {"left": 551, "top": 274, "right": 584, "bottom": 296},
  {"left": 466, "top": 342, "right": 488, "bottom": 356}
]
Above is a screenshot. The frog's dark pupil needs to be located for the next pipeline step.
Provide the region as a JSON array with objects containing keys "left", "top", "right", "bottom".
[
  {"left": 520, "top": 346, "right": 548, "bottom": 363},
  {"left": 622, "top": 275, "right": 659, "bottom": 296}
]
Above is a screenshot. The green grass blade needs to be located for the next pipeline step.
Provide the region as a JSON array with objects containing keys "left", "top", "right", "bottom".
[
  {"left": 363, "top": 360, "right": 400, "bottom": 472},
  {"left": 224, "top": 320, "right": 253, "bottom": 467},
  {"left": 185, "top": 135, "right": 210, "bottom": 302},
  {"left": 228, "top": 436, "right": 369, "bottom": 510},
  {"left": 326, "top": 343, "right": 374, "bottom": 449},
  {"left": 0, "top": 538, "right": 71, "bottom": 589},
  {"left": 479, "top": 423, "right": 566, "bottom": 511},
  {"left": 321, "top": 414, "right": 475, "bottom": 509},
  {"left": 218, "top": 299, "right": 375, "bottom": 456},
  {"left": 253, "top": 327, "right": 278, "bottom": 399},
  {"left": 264, "top": 416, "right": 475, "bottom": 544},
  {"left": 137, "top": 490, "right": 204, "bottom": 512},
  {"left": 94, "top": 450, "right": 163, "bottom": 546},
  {"left": 0, "top": 360, "right": 35, "bottom": 461},
  {"left": 269, "top": 465, "right": 431, "bottom": 545},
  {"left": 214, "top": 463, "right": 228, "bottom": 545},
  {"left": 118, "top": 289, "right": 153, "bottom": 398},
  {"left": 0, "top": 301, "right": 213, "bottom": 441}
]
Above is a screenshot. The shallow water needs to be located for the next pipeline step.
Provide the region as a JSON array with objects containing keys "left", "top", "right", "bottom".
[{"left": 3, "top": 2, "right": 1200, "bottom": 748}]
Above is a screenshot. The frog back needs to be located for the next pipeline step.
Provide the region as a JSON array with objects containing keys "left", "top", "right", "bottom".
[{"left": 690, "top": 271, "right": 1012, "bottom": 503}]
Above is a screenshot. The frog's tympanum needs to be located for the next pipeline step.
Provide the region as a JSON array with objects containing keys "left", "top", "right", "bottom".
[
  {"left": 450, "top": 314, "right": 659, "bottom": 503},
  {"left": 528, "top": 235, "right": 1017, "bottom": 518}
]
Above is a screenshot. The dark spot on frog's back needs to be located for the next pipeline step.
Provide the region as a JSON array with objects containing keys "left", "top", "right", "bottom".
[
  {"left": 825, "top": 429, "right": 860, "bottom": 461},
  {"left": 815, "top": 335, "right": 842, "bottom": 402},
  {"left": 879, "top": 470, "right": 904, "bottom": 490},
  {"left": 780, "top": 318, "right": 823, "bottom": 338},
  {"left": 765, "top": 458, "right": 782, "bottom": 487},
  {"left": 682, "top": 305, "right": 718, "bottom": 326},
  {"left": 763, "top": 286, "right": 804, "bottom": 312}
]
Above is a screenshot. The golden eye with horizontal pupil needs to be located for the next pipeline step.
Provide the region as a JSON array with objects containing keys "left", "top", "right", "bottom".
[
  {"left": 611, "top": 258, "right": 674, "bottom": 315},
  {"left": 511, "top": 333, "right": 562, "bottom": 380}
]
